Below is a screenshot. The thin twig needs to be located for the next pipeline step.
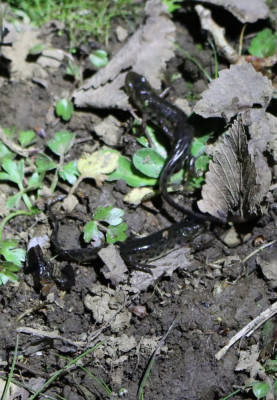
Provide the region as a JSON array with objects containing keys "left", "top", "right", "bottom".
[{"left": 215, "top": 301, "right": 277, "bottom": 360}]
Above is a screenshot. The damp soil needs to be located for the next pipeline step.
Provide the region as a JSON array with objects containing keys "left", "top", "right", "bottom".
[{"left": 0, "top": 4, "right": 276, "bottom": 400}]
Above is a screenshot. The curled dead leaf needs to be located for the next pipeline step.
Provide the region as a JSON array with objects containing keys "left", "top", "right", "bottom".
[{"left": 198, "top": 116, "right": 264, "bottom": 223}]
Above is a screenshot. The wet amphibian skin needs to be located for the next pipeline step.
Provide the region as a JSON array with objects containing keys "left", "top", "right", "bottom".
[
  {"left": 118, "top": 217, "right": 204, "bottom": 273},
  {"left": 125, "top": 71, "right": 194, "bottom": 215},
  {"left": 49, "top": 204, "right": 204, "bottom": 274}
]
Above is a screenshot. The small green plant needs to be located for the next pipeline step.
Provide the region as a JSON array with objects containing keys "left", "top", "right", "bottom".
[
  {"left": 55, "top": 98, "right": 74, "bottom": 122},
  {"left": 37, "top": 130, "right": 79, "bottom": 192},
  {"left": 89, "top": 49, "right": 109, "bottom": 69},
  {"left": 6, "top": 0, "right": 137, "bottom": 48},
  {"left": 0, "top": 158, "right": 42, "bottom": 210},
  {"left": 162, "top": 0, "right": 183, "bottom": 13},
  {"left": 0, "top": 239, "right": 25, "bottom": 285},
  {"left": 248, "top": 28, "right": 277, "bottom": 58},
  {"left": 84, "top": 204, "right": 127, "bottom": 245}
]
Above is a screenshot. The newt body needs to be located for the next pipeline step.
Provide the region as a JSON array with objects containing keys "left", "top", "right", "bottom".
[
  {"left": 49, "top": 207, "right": 203, "bottom": 273},
  {"left": 125, "top": 71, "right": 194, "bottom": 214}
]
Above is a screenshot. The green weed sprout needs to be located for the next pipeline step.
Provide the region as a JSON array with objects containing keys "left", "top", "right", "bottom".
[
  {"left": 0, "top": 158, "right": 42, "bottom": 210},
  {"left": 162, "top": 0, "right": 183, "bottom": 13},
  {"left": 248, "top": 28, "right": 277, "bottom": 58},
  {"left": 84, "top": 204, "right": 127, "bottom": 245},
  {"left": 7, "top": 0, "right": 136, "bottom": 48},
  {"left": 55, "top": 98, "right": 74, "bottom": 122},
  {"left": 36, "top": 130, "right": 79, "bottom": 193},
  {"left": 0, "top": 239, "right": 25, "bottom": 285}
]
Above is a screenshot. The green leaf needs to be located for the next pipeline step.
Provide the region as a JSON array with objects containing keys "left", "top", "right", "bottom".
[
  {"left": 162, "top": 0, "right": 183, "bottom": 13},
  {"left": 6, "top": 193, "right": 22, "bottom": 209},
  {"left": 83, "top": 220, "right": 100, "bottom": 243},
  {"left": 133, "top": 148, "right": 165, "bottom": 178},
  {"left": 146, "top": 126, "right": 167, "bottom": 158},
  {"left": 93, "top": 205, "right": 124, "bottom": 226},
  {"left": 0, "top": 239, "right": 26, "bottom": 266},
  {"left": 273, "top": 379, "right": 277, "bottom": 395},
  {"left": 191, "top": 135, "right": 210, "bottom": 157},
  {"left": 107, "top": 156, "right": 157, "bottom": 187},
  {"left": 18, "top": 130, "right": 35, "bottom": 147},
  {"left": 47, "top": 131, "right": 76, "bottom": 157},
  {"left": 55, "top": 99, "right": 74, "bottom": 121},
  {"left": 195, "top": 154, "right": 210, "bottom": 171},
  {"left": 248, "top": 29, "right": 277, "bottom": 58},
  {"left": 28, "top": 43, "right": 44, "bottom": 55},
  {"left": 27, "top": 172, "right": 43, "bottom": 190},
  {"left": 35, "top": 153, "right": 57, "bottom": 173},
  {"left": 252, "top": 382, "right": 270, "bottom": 399},
  {"left": 0, "top": 141, "right": 15, "bottom": 161},
  {"left": 106, "top": 223, "right": 128, "bottom": 244},
  {"left": 89, "top": 50, "right": 109, "bottom": 69},
  {"left": 59, "top": 160, "right": 79, "bottom": 185},
  {"left": 1, "top": 159, "right": 24, "bottom": 185},
  {"left": 0, "top": 261, "right": 21, "bottom": 285}
]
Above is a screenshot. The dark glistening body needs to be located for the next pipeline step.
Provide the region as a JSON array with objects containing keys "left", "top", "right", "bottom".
[{"left": 125, "top": 71, "right": 195, "bottom": 216}]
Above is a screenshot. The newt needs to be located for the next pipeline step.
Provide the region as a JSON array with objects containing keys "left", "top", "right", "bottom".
[
  {"left": 125, "top": 71, "right": 196, "bottom": 217},
  {"left": 49, "top": 203, "right": 204, "bottom": 274}
]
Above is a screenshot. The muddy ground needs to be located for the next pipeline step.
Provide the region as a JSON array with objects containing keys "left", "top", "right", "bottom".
[{"left": 0, "top": 2, "right": 277, "bottom": 400}]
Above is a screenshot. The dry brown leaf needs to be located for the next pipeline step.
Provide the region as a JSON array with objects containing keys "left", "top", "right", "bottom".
[
  {"left": 194, "top": 63, "right": 273, "bottom": 121},
  {"left": 73, "top": 0, "right": 176, "bottom": 110},
  {"left": 198, "top": 116, "right": 263, "bottom": 223},
  {"left": 242, "top": 109, "right": 275, "bottom": 196},
  {"left": 193, "top": 0, "right": 269, "bottom": 23}
]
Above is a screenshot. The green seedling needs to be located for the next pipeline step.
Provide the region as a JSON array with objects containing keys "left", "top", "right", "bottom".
[
  {"left": 162, "top": 0, "right": 183, "bottom": 13},
  {"left": 0, "top": 158, "right": 42, "bottom": 210},
  {"left": 0, "top": 141, "right": 15, "bottom": 161},
  {"left": 55, "top": 98, "right": 74, "bottom": 122},
  {"left": 0, "top": 239, "right": 25, "bottom": 285},
  {"left": 248, "top": 28, "right": 277, "bottom": 58},
  {"left": 84, "top": 204, "right": 127, "bottom": 245},
  {"left": 48, "top": 129, "right": 76, "bottom": 155},
  {"left": 252, "top": 382, "right": 270, "bottom": 399},
  {"left": 7, "top": 0, "right": 136, "bottom": 48},
  {"left": 44, "top": 130, "right": 78, "bottom": 192},
  {"left": 18, "top": 130, "right": 35, "bottom": 147},
  {"left": 187, "top": 134, "right": 211, "bottom": 189},
  {"left": 89, "top": 49, "right": 109, "bottom": 69},
  {"left": 66, "top": 60, "right": 81, "bottom": 81}
]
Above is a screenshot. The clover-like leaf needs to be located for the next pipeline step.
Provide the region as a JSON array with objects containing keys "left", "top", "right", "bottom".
[
  {"left": 249, "top": 28, "right": 277, "bottom": 58},
  {"left": 59, "top": 160, "right": 79, "bottom": 185},
  {"left": 19, "top": 130, "right": 35, "bottom": 147},
  {"left": 0, "top": 239, "right": 26, "bottom": 266},
  {"left": 47, "top": 131, "right": 75, "bottom": 157},
  {"left": 93, "top": 205, "right": 124, "bottom": 226},
  {"left": 0, "top": 261, "right": 21, "bottom": 284},
  {"left": 0, "top": 141, "right": 15, "bottom": 162},
  {"left": 83, "top": 220, "right": 104, "bottom": 246},
  {"left": 35, "top": 153, "right": 57, "bottom": 173},
  {"left": 106, "top": 223, "right": 128, "bottom": 244},
  {"left": 0, "top": 159, "right": 24, "bottom": 186}
]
